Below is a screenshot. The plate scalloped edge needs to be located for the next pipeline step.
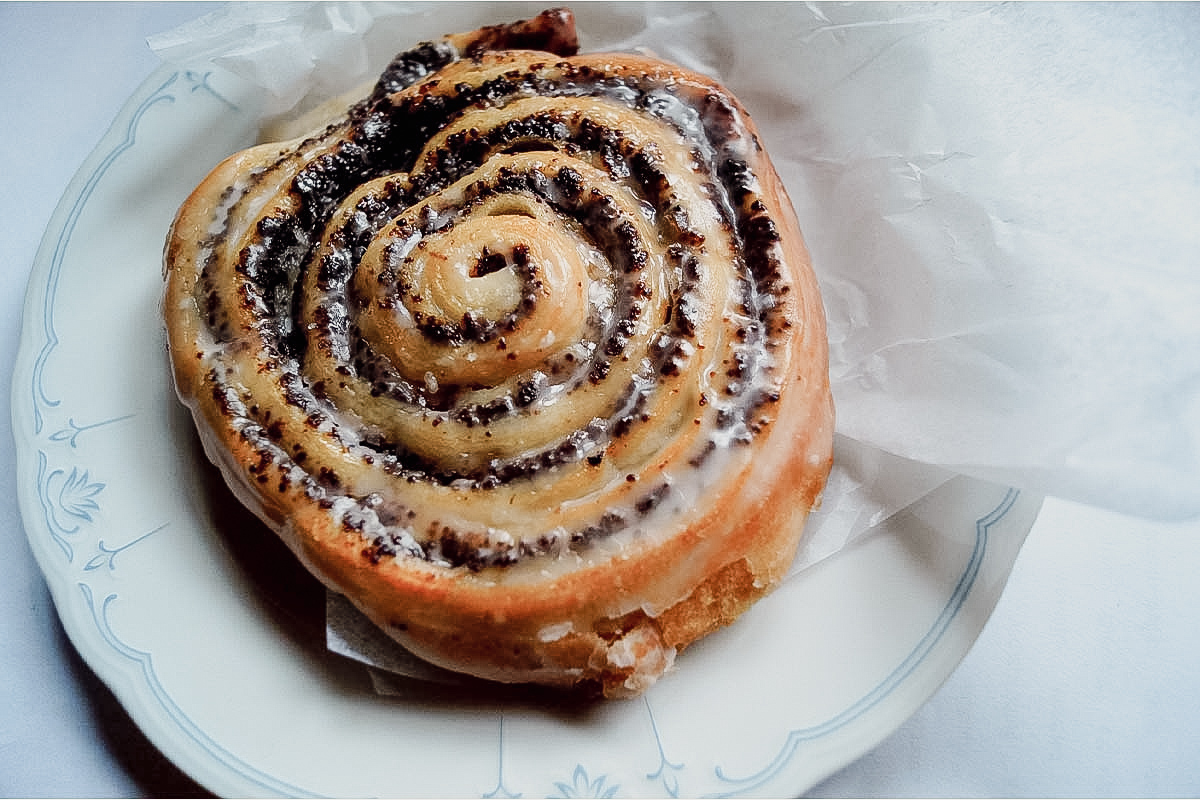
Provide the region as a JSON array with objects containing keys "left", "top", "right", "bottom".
[{"left": 9, "top": 61, "right": 299, "bottom": 798}]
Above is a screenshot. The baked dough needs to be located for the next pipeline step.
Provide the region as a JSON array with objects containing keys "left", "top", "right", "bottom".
[{"left": 163, "top": 8, "right": 833, "bottom": 698}]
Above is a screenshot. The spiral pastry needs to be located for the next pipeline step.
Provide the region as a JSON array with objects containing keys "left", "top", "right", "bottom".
[{"left": 164, "top": 9, "right": 833, "bottom": 697}]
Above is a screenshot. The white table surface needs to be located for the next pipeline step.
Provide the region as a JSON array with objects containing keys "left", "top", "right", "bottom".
[{"left": 2, "top": 3, "right": 1198, "bottom": 797}]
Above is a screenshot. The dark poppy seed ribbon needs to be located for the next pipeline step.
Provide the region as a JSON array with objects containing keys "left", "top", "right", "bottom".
[{"left": 169, "top": 33, "right": 802, "bottom": 573}]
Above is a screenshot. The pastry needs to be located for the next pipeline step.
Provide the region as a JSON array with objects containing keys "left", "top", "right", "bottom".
[{"left": 163, "top": 8, "right": 833, "bottom": 698}]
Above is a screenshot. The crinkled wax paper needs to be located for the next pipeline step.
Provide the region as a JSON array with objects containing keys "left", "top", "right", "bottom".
[{"left": 151, "top": 2, "right": 1200, "bottom": 680}]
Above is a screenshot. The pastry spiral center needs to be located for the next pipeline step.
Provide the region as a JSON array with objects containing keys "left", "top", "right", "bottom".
[{"left": 356, "top": 203, "right": 592, "bottom": 387}]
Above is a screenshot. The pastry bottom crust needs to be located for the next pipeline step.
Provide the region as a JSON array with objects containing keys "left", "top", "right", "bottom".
[{"left": 179, "top": 352, "right": 829, "bottom": 698}]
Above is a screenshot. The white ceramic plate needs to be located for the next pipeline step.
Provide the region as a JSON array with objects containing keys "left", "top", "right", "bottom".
[{"left": 12, "top": 59, "right": 1042, "bottom": 798}]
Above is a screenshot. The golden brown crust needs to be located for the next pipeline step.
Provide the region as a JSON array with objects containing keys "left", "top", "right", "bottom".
[{"left": 163, "top": 9, "right": 833, "bottom": 698}]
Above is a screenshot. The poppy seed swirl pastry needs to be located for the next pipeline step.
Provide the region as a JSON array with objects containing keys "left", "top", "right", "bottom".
[{"left": 163, "top": 8, "right": 833, "bottom": 698}]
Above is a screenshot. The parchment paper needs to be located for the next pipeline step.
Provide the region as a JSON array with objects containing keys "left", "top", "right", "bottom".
[{"left": 150, "top": 2, "right": 1200, "bottom": 682}]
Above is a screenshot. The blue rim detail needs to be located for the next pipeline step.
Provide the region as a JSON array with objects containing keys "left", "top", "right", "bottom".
[
  {"left": 80, "top": 584, "right": 322, "bottom": 798},
  {"left": 707, "top": 487, "right": 1020, "bottom": 796},
  {"left": 31, "top": 72, "right": 181, "bottom": 434}
]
